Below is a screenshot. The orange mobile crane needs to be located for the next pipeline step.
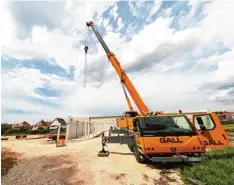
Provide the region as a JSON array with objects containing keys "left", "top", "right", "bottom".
[{"left": 86, "top": 21, "right": 230, "bottom": 163}]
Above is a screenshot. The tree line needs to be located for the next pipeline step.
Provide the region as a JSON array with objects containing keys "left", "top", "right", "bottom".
[{"left": 1, "top": 123, "right": 66, "bottom": 136}]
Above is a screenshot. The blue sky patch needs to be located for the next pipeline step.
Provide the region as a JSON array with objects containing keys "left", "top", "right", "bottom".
[
  {"left": 14, "top": 94, "right": 61, "bottom": 108},
  {"left": 1, "top": 56, "right": 75, "bottom": 80},
  {"left": 34, "top": 87, "right": 61, "bottom": 98},
  {"left": 4, "top": 109, "right": 34, "bottom": 115}
]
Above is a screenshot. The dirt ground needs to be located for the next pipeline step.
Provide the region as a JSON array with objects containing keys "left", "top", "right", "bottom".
[{"left": 1, "top": 137, "right": 183, "bottom": 185}]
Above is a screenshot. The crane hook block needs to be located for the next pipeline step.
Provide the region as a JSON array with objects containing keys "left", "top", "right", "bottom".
[{"left": 84, "top": 46, "right": 88, "bottom": 53}]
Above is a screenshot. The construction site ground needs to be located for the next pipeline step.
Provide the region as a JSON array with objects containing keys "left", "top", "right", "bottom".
[{"left": 1, "top": 136, "right": 183, "bottom": 185}]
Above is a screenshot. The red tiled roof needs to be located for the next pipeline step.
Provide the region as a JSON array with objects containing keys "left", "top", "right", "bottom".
[
  {"left": 34, "top": 119, "right": 49, "bottom": 127},
  {"left": 12, "top": 121, "right": 31, "bottom": 128},
  {"left": 46, "top": 121, "right": 53, "bottom": 126},
  {"left": 216, "top": 112, "right": 234, "bottom": 121}
]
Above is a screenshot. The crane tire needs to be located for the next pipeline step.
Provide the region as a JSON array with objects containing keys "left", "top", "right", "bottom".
[
  {"left": 133, "top": 140, "right": 146, "bottom": 164},
  {"left": 128, "top": 143, "right": 133, "bottom": 152}
]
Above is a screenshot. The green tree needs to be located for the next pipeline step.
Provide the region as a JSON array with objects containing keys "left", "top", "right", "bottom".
[
  {"left": 1, "top": 123, "right": 12, "bottom": 135},
  {"left": 19, "top": 126, "right": 28, "bottom": 132}
]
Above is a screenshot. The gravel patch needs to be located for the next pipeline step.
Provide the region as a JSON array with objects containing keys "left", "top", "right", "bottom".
[{"left": 2, "top": 155, "right": 79, "bottom": 185}]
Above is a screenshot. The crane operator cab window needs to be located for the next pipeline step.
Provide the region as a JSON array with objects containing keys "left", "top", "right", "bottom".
[
  {"left": 133, "top": 118, "right": 140, "bottom": 133},
  {"left": 194, "top": 115, "right": 215, "bottom": 131},
  {"left": 122, "top": 111, "right": 138, "bottom": 118},
  {"left": 136, "top": 115, "right": 196, "bottom": 137}
]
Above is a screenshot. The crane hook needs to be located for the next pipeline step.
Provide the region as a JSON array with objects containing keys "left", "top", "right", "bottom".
[
  {"left": 83, "top": 46, "right": 88, "bottom": 87},
  {"left": 84, "top": 46, "right": 88, "bottom": 53}
]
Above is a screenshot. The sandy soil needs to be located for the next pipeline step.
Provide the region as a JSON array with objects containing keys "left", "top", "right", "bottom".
[{"left": 1, "top": 138, "right": 184, "bottom": 185}]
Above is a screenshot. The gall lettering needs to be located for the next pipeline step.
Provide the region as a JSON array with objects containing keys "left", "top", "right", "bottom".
[
  {"left": 203, "top": 140, "right": 224, "bottom": 145},
  {"left": 160, "top": 138, "right": 183, "bottom": 143}
]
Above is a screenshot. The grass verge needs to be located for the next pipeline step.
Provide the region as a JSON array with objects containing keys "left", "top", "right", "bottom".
[
  {"left": 223, "top": 124, "right": 234, "bottom": 132},
  {"left": 180, "top": 147, "right": 234, "bottom": 185}
]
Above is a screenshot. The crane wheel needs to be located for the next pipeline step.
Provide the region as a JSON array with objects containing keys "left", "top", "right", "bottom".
[
  {"left": 133, "top": 140, "right": 146, "bottom": 163},
  {"left": 128, "top": 144, "right": 133, "bottom": 152}
]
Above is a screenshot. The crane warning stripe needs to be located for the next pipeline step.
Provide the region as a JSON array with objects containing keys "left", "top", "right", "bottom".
[{"left": 116, "top": 118, "right": 119, "bottom": 126}]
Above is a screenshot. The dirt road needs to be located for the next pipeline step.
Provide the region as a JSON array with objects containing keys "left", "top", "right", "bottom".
[{"left": 1, "top": 137, "right": 183, "bottom": 185}]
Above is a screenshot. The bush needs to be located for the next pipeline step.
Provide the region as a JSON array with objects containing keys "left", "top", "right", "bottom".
[
  {"left": 5, "top": 129, "right": 24, "bottom": 135},
  {"left": 221, "top": 121, "right": 234, "bottom": 125},
  {"left": 26, "top": 129, "right": 50, "bottom": 134},
  {"left": 49, "top": 128, "right": 66, "bottom": 134},
  {"left": 4, "top": 128, "right": 50, "bottom": 135},
  {"left": 1, "top": 123, "right": 12, "bottom": 135}
]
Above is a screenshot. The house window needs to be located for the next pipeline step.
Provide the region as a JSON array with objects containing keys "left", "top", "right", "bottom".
[{"left": 218, "top": 115, "right": 225, "bottom": 120}]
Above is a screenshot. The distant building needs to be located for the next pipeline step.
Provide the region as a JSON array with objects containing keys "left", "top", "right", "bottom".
[
  {"left": 49, "top": 118, "right": 67, "bottom": 130},
  {"left": 32, "top": 119, "right": 49, "bottom": 130},
  {"left": 216, "top": 112, "right": 234, "bottom": 122},
  {"left": 11, "top": 121, "right": 31, "bottom": 129},
  {"left": 46, "top": 121, "right": 53, "bottom": 127}
]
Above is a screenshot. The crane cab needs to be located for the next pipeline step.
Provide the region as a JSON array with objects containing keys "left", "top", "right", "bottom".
[
  {"left": 116, "top": 111, "right": 138, "bottom": 130},
  {"left": 190, "top": 112, "right": 230, "bottom": 150}
]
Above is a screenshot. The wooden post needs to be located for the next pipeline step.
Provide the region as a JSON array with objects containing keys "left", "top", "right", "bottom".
[
  {"left": 65, "top": 116, "right": 71, "bottom": 144},
  {"left": 57, "top": 122, "right": 61, "bottom": 144}
]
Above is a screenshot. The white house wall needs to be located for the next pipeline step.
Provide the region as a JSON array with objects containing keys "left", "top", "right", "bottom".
[
  {"left": 50, "top": 119, "right": 67, "bottom": 129},
  {"left": 50, "top": 120, "right": 59, "bottom": 127}
]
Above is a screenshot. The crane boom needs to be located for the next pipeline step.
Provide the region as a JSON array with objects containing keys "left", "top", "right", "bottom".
[
  {"left": 121, "top": 83, "right": 133, "bottom": 111},
  {"left": 86, "top": 21, "right": 150, "bottom": 114}
]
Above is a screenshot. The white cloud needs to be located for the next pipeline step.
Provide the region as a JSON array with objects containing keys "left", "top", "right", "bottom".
[
  {"left": 1, "top": 1, "right": 115, "bottom": 69},
  {"left": 146, "top": 0, "right": 162, "bottom": 22},
  {"left": 128, "top": 1, "right": 148, "bottom": 19},
  {"left": 1, "top": 0, "right": 16, "bottom": 45},
  {"left": 109, "top": 2, "right": 118, "bottom": 20},
  {"left": 210, "top": 88, "right": 234, "bottom": 102},
  {"left": 201, "top": 0, "right": 234, "bottom": 48},
  {"left": 1, "top": 0, "right": 234, "bottom": 124},
  {"left": 117, "top": 17, "right": 124, "bottom": 31}
]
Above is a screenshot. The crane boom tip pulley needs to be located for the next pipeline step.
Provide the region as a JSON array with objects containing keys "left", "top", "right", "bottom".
[{"left": 86, "top": 21, "right": 93, "bottom": 27}]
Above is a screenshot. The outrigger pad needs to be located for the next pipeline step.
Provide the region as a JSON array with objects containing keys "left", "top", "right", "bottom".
[{"left": 97, "top": 151, "right": 109, "bottom": 157}]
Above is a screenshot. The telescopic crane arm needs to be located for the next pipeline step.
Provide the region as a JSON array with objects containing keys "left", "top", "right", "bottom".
[
  {"left": 86, "top": 21, "right": 150, "bottom": 114},
  {"left": 121, "top": 83, "right": 133, "bottom": 111}
]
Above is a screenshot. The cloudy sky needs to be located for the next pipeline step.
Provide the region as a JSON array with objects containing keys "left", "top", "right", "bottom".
[{"left": 1, "top": 0, "right": 234, "bottom": 124}]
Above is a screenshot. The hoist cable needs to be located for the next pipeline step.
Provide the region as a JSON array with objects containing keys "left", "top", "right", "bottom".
[{"left": 83, "top": 26, "right": 89, "bottom": 87}]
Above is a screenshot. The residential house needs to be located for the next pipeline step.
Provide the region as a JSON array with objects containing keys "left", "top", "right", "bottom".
[
  {"left": 216, "top": 111, "right": 234, "bottom": 122},
  {"left": 46, "top": 121, "right": 53, "bottom": 127},
  {"left": 49, "top": 118, "right": 67, "bottom": 130},
  {"left": 32, "top": 119, "right": 49, "bottom": 130},
  {"left": 11, "top": 121, "right": 31, "bottom": 129}
]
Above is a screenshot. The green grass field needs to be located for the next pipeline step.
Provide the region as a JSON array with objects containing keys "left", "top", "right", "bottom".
[
  {"left": 180, "top": 124, "right": 234, "bottom": 185},
  {"left": 223, "top": 124, "right": 234, "bottom": 132},
  {"left": 180, "top": 147, "right": 234, "bottom": 185}
]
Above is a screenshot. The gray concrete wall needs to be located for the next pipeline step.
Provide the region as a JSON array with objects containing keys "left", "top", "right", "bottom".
[
  {"left": 67, "top": 116, "right": 118, "bottom": 140},
  {"left": 90, "top": 117, "right": 117, "bottom": 134}
]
